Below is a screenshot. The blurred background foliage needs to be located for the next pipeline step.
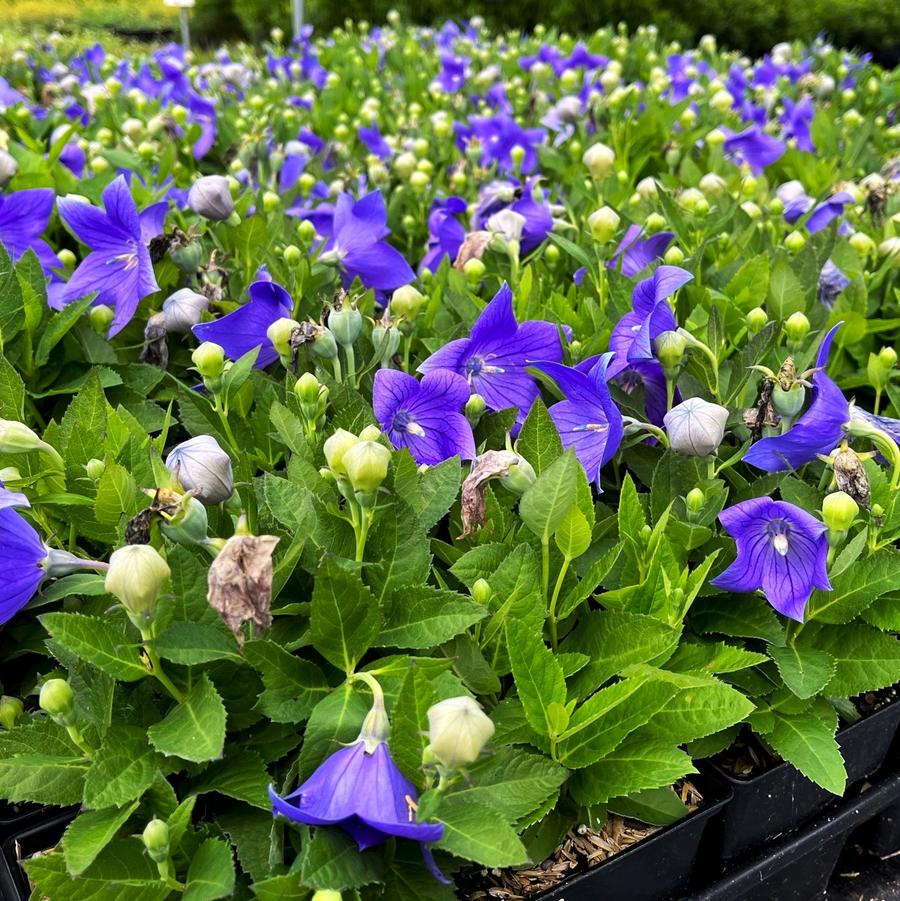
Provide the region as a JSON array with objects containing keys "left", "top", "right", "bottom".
[{"left": 2, "top": 0, "right": 898, "bottom": 63}]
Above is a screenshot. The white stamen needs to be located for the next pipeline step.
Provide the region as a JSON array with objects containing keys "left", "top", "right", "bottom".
[
  {"left": 773, "top": 533, "right": 789, "bottom": 556},
  {"left": 407, "top": 422, "right": 426, "bottom": 438}
]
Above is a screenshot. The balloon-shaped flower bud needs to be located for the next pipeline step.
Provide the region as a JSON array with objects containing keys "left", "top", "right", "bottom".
[
  {"left": 426, "top": 696, "right": 495, "bottom": 769},
  {"left": 163, "top": 288, "right": 209, "bottom": 333},
  {"left": 746, "top": 307, "right": 768, "bottom": 333},
  {"left": 105, "top": 544, "right": 171, "bottom": 627},
  {"left": 266, "top": 317, "right": 300, "bottom": 359},
  {"left": 390, "top": 285, "right": 425, "bottom": 320},
  {"left": 664, "top": 397, "right": 729, "bottom": 456},
  {"left": 472, "top": 578, "right": 492, "bottom": 604},
  {"left": 165, "top": 435, "right": 234, "bottom": 504},
  {"left": 371, "top": 320, "right": 401, "bottom": 359},
  {"left": 822, "top": 490, "right": 858, "bottom": 546},
  {"left": 0, "top": 420, "right": 53, "bottom": 456},
  {"left": 654, "top": 330, "right": 688, "bottom": 377},
  {"left": 582, "top": 141, "right": 615, "bottom": 180},
  {"left": 85, "top": 458, "right": 106, "bottom": 481},
  {"left": 784, "top": 311, "right": 810, "bottom": 345},
  {"left": 39, "top": 678, "right": 76, "bottom": 726},
  {"left": 324, "top": 429, "right": 360, "bottom": 476},
  {"left": 0, "top": 695, "right": 23, "bottom": 729},
  {"left": 343, "top": 440, "right": 391, "bottom": 495},
  {"left": 328, "top": 303, "right": 363, "bottom": 347},
  {"left": 311, "top": 892, "right": 342, "bottom": 901},
  {"left": 295, "top": 371, "right": 323, "bottom": 406},
  {"left": 499, "top": 454, "right": 536, "bottom": 495},
  {"left": 686, "top": 487, "right": 705, "bottom": 519},
  {"left": 588, "top": 206, "right": 620, "bottom": 244},
  {"left": 192, "top": 342, "right": 226, "bottom": 380},
  {"left": 141, "top": 818, "right": 170, "bottom": 864},
  {"left": 188, "top": 175, "right": 237, "bottom": 222},
  {"left": 465, "top": 393, "right": 486, "bottom": 425},
  {"left": 868, "top": 346, "right": 897, "bottom": 392},
  {"left": 0, "top": 148, "right": 18, "bottom": 186}
]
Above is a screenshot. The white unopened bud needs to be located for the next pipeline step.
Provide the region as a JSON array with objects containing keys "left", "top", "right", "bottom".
[
  {"left": 105, "top": 545, "right": 171, "bottom": 626},
  {"left": 663, "top": 397, "right": 729, "bottom": 456},
  {"left": 588, "top": 206, "right": 620, "bottom": 243},
  {"left": 162, "top": 288, "right": 209, "bottom": 333},
  {"left": 582, "top": 141, "right": 615, "bottom": 180},
  {"left": 165, "top": 435, "right": 234, "bottom": 504},
  {"left": 188, "top": 175, "right": 236, "bottom": 221},
  {"left": 426, "top": 696, "right": 495, "bottom": 769},
  {"left": 0, "top": 149, "right": 17, "bottom": 186}
]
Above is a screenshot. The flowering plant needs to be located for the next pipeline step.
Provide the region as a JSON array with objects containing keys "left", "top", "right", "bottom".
[{"left": 0, "top": 17, "right": 896, "bottom": 900}]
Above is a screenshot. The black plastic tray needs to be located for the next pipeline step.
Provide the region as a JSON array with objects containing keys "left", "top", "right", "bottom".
[
  {"left": 703, "top": 696, "right": 900, "bottom": 863},
  {"left": 0, "top": 810, "right": 74, "bottom": 900},
  {"left": 866, "top": 797, "right": 900, "bottom": 856},
  {"left": 686, "top": 770, "right": 900, "bottom": 901},
  {"left": 535, "top": 773, "right": 731, "bottom": 901}
]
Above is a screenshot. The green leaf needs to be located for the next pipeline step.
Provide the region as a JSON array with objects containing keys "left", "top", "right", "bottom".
[
  {"left": 435, "top": 795, "right": 528, "bottom": 868},
  {"left": 147, "top": 674, "right": 226, "bottom": 763},
  {"left": 767, "top": 253, "right": 805, "bottom": 320},
  {"left": 60, "top": 369, "right": 109, "bottom": 474},
  {"left": 377, "top": 586, "right": 486, "bottom": 649},
  {"left": 516, "top": 398, "right": 563, "bottom": 474},
  {"left": 35, "top": 294, "right": 95, "bottom": 366},
  {"left": 310, "top": 557, "right": 382, "bottom": 672},
  {"left": 768, "top": 704, "right": 846, "bottom": 795},
  {"left": 807, "top": 549, "right": 900, "bottom": 624},
  {"left": 193, "top": 749, "right": 270, "bottom": 809},
  {"left": 506, "top": 620, "right": 568, "bottom": 738},
  {"left": 40, "top": 613, "right": 148, "bottom": 682},
  {"left": 244, "top": 639, "right": 330, "bottom": 723},
  {"left": 692, "top": 595, "right": 786, "bottom": 646},
  {"left": 0, "top": 752, "right": 88, "bottom": 805},
  {"left": 153, "top": 621, "right": 243, "bottom": 665},
  {"left": 25, "top": 844, "right": 170, "bottom": 901},
  {"left": 519, "top": 450, "right": 579, "bottom": 541},
  {"left": 298, "top": 683, "right": 370, "bottom": 779},
  {"left": 83, "top": 726, "right": 160, "bottom": 809},
  {"left": 608, "top": 786, "right": 691, "bottom": 826},
  {"left": 570, "top": 739, "right": 695, "bottom": 806},
  {"left": 183, "top": 838, "right": 237, "bottom": 901},
  {"left": 0, "top": 241, "right": 25, "bottom": 343},
  {"left": 390, "top": 666, "right": 436, "bottom": 786},
  {"left": 769, "top": 644, "right": 836, "bottom": 699},
  {"left": 666, "top": 641, "right": 769, "bottom": 675},
  {"left": 94, "top": 462, "right": 143, "bottom": 526},
  {"left": 801, "top": 623, "right": 900, "bottom": 696},
  {"left": 448, "top": 749, "right": 567, "bottom": 825},
  {"left": 392, "top": 453, "right": 463, "bottom": 531},
  {"left": 62, "top": 801, "right": 140, "bottom": 876},
  {"left": 557, "top": 678, "right": 677, "bottom": 768},
  {"left": 554, "top": 505, "right": 591, "bottom": 559},
  {"left": 298, "top": 826, "right": 385, "bottom": 889},
  {"left": 0, "top": 353, "right": 25, "bottom": 419},
  {"left": 36, "top": 573, "right": 109, "bottom": 605},
  {"left": 251, "top": 875, "right": 310, "bottom": 901}
]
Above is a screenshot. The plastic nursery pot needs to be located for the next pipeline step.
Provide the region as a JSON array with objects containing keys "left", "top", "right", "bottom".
[
  {"left": 866, "top": 797, "right": 900, "bottom": 855},
  {"left": 0, "top": 803, "right": 44, "bottom": 842},
  {"left": 0, "top": 810, "right": 74, "bottom": 900},
  {"left": 532, "top": 773, "right": 731, "bottom": 901},
  {"left": 702, "top": 694, "right": 900, "bottom": 864},
  {"left": 686, "top": 771, "right": 900, "bottom": 901}
]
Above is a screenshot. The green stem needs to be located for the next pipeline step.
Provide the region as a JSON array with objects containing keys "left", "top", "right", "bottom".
[
  {"left": 66, "top": 724, "right": 93, "bottom": 758},
  {"left": 665, "top": 377, "right": 676, "bottom": 412},
  {"left": 548, "top": 555, "right": 571, "bottom": 650},
  {"left": 873, "top": 387, "right": 882, "bottom": 416},
  {"left": 541, "top": 537, "right": 550, "bottom": 613},
  {"left": 344, "top": 343, "right": 357, "bottom": 388},
  {"left": 355, "top": 507, "right": 373, "bottom": 562},
  {"left": 331, "top": 354, "right": 343, "bottom": 383},
  {"left": 785, "top": 619, "right": 804, "bottom": 646},
  {"left": 141, "top": 630, "right": 185, "bottom": 703}
]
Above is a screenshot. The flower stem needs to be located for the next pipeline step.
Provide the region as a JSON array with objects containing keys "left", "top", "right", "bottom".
[
  {"left": 344, "top": 343, "right": 357, "bottom": 388},
  {"left": 355, "top": 506, "right": 374, "bottom": 562},
  {"left": 331, "top": 354, "right": 343, "bottom": 383},
  {"left": 548, "top": 555, "right": 571, "bottom": 650},
  {"left": 541, "top": 537, "right": 550, "bottom": 614},
  {"left": 66, "top": 724, "right": 93, "bottom": 758},
  {"left": 141, "top": 629, "right": 185, "bottom": 703}
]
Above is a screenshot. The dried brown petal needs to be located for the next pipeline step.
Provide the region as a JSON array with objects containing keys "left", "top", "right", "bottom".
[
  {"left": 207, "top": 534, "right": 280, "bottom": 645},
  {"left": 459, "top": 450, "right": 520, "bottom": 539},
  {"left": 454, "top": 231, "right": 493, "bottom": 270},
  {"left": 833, "top": 448, "right": 871, "bottom": 510},
  {"left": 139, "top": 312, "right": 169, "bottom": 369},
  {"left": 124, "top": 489, "right": 182, "bottom": 545}
]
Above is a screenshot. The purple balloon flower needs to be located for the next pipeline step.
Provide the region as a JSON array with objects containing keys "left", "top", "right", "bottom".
[
  {"left": 418, "top": 282, "right": 564, "bottom": 425},
  {"left": 780, "top": 96, "right": 815, "bottom": 152},
  {"left": 57, "top": 176, "right": 165, "bottom": 336},
  {"left": 420, "top": 196, "right": 467, "bottom": 273},
  {"left": 607, "top": 225, "right": 674, "bottom": 278},
  {"left": 192, "top": 280, "right": 293, "bottom": 369},
  {"left": 358, "top": 124, "right": 392, "bottom": 161},
  {"left": 269, "top": 689, "right": 446, "bottom": 882},
  {"left": 607, "top": 265, "right": 694, "bottom": 379},
  {"left": 0, "top": 486, "right": 47, "bottom": 626},
  {"left": 0, "top": 188, "right": 61, "bottom": 275},
  {"left": 724, "top": 126, "right": 786, "bottom": 174},
  {"left": 473, "top": 179, "right": 553, "bottom": 255},
  {"left": 374, "top": 369, "right": 475, "bottom": 465},
  {"left": 818, "top": 260, "right": 850, "bottom": 309},
  {"left": 711, "top": 497, "right": 831, "bottom": 622},
  {"left": 535, "top": 355, "right": 624, "bottom": 487},
  {"left": 325, "top": 191, "right": 415, "bottom": 291},
  {"left": 743, "top": 323, "right": 850, "bottom": 472}
]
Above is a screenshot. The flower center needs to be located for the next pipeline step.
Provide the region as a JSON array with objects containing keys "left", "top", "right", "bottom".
[
  {"left": 465, "top": 355, "right": 503, "bottom": 379},
  {"left": 619, "top": 370, "right": 642, "bottom": 395},
  {"left": 392, "top": 410, "right": 425, "bottom": 438},
  {"left": 765, "top": 518, "right": 792, "bottom": 556}
]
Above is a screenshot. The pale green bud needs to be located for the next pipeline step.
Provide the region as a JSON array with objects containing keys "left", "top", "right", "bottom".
[
  {"left": 0, "top": 695, "right": 23, "bottom": 729},
  {"left": 644, "top": 212, "right": 667, "bottom": 234},
  {"left": 39, "top": 678, "right": 75, "bottom": 725},
  {"left": 746, "top": 307, "right": 768, "bottom": 333},
  {"left": 390, "top": 285, "right": 425, "bottom": 320},
  {"left": 283, "top": 244, "right": 302, "bottom": 267},
  {"left": 142, "top": 819, "right": 170, "bottom": 863},
  {"left": 588, "top": 206, "right": 620, "bottom": 244},
  {"left": 0, "top": 420, "right": 49, "bottom": 455},
  {"left": 822, "top": 491, "right": 858, "bottom": 536},
  {"left": 664, "top": 246, "right": 685, "bottom": 265},
  {"left": 686, "top": 487, "right": 705, "bottom": 517},
  {"left": 105, "top": 545, "right": 171, "bottom": 627},
  {"left": 472, "top": 578, "right": 492, "bottom": 604},
  {"left": 785, "top": 230, "right": 806, "bottom": 253},
  {"left": 89, "top": 304, "right": 114, "bottom": 334},
  {"left": 343, "top": 440, "right": 391, "bottom": 493},
  {"left": 582, "top": 141, "right": 615, "bottom": 180},
  {"left": 426, "top": 696, "right": 495, "bottom": 769},
  {"left": 192, "top": 342, "right": 226, "bottom": 379},
  {"left": 784, "top": 311, "right": 810, "bottom": 344},
  {"left": 85, "top": 458, "right": 106, "bottom": 481},
  {"left": 324, "top": 429, "right": 360, "bottom": 476},
  {"left": 267, "top": 317, "right": 300, "bottom": 358}
]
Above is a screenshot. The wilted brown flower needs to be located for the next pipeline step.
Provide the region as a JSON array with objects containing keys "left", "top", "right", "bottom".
[{"left": 459, "top": 450, "right": 521, "bottom": 539}]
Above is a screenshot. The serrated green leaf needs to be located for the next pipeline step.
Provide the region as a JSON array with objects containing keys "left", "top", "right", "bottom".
[
  {"left": 519, "top": 450, "right": 579, "bottom": 541},
  {"left": 193, "top": 749, "right": 270, "bottom": 809},
  {"left": 0, "top": 752, "right": 88, "bottom": 805},
  {"left": 807, "top": 549, "right": 900, "bottom": 624},
  {"left": 434, "top": 795, "right": 528, "bottom": 868},
  {"left": 183, "top": 838, "right": 236, "bottom": 901},
  {"left": 299, "top": 683, "right": 369, "bottom": 779},
  {"left": 516, "top": 398, "right": 563, "bottom": 474},
  {"left": 768, "top": 703, "right": 846, "bottom": 795},
  {"left": 608, "top": 785, "right": 691, "bottom": 826},
  {"left": 148, "top": 674, "right": 226, "bottom": 763},
  {"left": 40, "top": 612, "right": 148, "bottom": 682},
  {"left": 800, "top": 623, "right": 900, "bottom": 696},
  {"left": 298, "top": 826, "right": 385, "bottom": 889},
  {"left": 35, "top": 294, "right": 95, "bottom": 366},
  {"left": 60, "top": 369, "right": 108, "bottom": 474},
  {"left": 390, "top": 666, "right": 436, "bottom": 786},
  {"left": 83, "top": 725, "right": 159, "bottom": 809},
  {"left": 769, "top": 644, "right": 835, "bottom": 699},
  {"left": 506, "top": 620, "right": 567, "bottom": 738},
  {"left": 62, "top": 801, "right": 140, "bottom": 876},
  {"left": 691, "top": 594, "right": 786, "bottom": 646},
  {"left": 554, "top": 505, "right": 591, "bottom": 559},
  {"left": 94, "top": 462, "right": 143, "bottom": 526},
  {"left": 244, "top": 639, "right": 330, "bottom": 723},
  {"left": 377, "top": 586, "right": 486, "bottom": 649},
  {"left": 154, "top": 621, "right": 243, "bottom": 665},
  {"left": 310, "top": 557, "right": 382, "bottom": 672},
  {"left": 251, "top": 875, "right": 310, "bottom": 900},
  {"left": 0, "top": 241, "right": 25, "bottom": 344}
]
